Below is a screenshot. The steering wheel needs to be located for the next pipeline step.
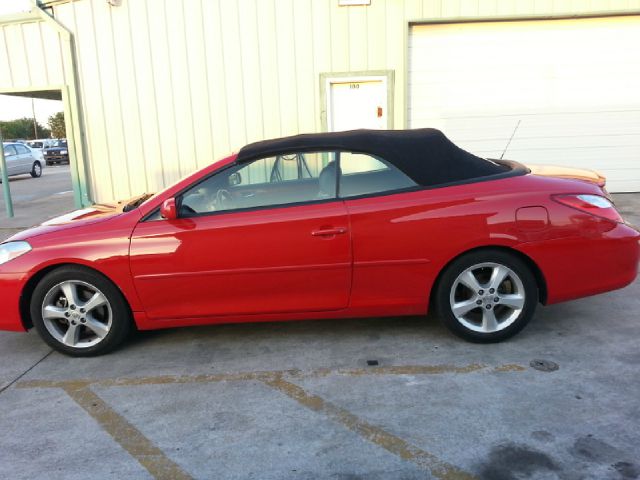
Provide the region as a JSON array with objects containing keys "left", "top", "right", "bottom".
[{"left": 216, "top": 189, "right": 235, "bottom": 209}]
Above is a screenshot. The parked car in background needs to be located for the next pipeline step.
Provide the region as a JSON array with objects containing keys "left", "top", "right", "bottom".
[
  {"left": 1, "top": 142, "right": 43, "bottom": 180},
  {"left": 26, "top": 139, "right": 56, "bottom": 162},
  {"left": 44, "top": 139, "right": 69, "bottom": 166}
]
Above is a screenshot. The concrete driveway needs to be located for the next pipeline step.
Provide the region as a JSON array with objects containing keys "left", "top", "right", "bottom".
[
  {"left": 0, "top": 187, "right": 638, "bottom": 480},
  {"left": 0, "top": 164, "right": 74, "bottom": 241}
]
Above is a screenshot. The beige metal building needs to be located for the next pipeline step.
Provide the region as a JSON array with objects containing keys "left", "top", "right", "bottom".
[{"left": 1, "top": 0, "right": 639, "bottom": 206}]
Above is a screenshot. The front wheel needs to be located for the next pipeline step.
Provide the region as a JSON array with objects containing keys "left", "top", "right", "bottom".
[
  {"left": 435, "top": 250, "right": 538, "bottom": 343},
  {"left": 30, "top": 266, "right": 133, "bottom": 356},
  {"left": 30, "top": 161, "right": 42, "bottom": 178}
]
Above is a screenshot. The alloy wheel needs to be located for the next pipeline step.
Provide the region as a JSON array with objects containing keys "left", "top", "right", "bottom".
[
  {"left": 449, "top": 262, "right": 526, "bottom": 333},
  {"left": 41, "top": 280, "right": 113, "bottom": 348}
]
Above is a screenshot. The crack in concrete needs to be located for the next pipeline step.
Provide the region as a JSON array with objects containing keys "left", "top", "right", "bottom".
[{"left": 0, "top": 349, "right": 53, "bottom": 396}]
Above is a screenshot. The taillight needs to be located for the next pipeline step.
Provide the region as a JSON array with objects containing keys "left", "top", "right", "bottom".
[{"left": 553, "top": 194, "right": 623, "bottom": 223}]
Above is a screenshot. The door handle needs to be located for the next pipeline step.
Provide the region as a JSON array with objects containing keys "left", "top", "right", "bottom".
[{"left": 311, "top": 227, "right": 348, "bottom": 237}]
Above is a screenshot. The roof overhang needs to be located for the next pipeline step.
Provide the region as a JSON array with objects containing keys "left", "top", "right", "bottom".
[
  {"left": 0, "top": 10, "right": 38, "bottom": 26},
  {"left": 1, "top": 90, "right": 63, "bottom": 101}
]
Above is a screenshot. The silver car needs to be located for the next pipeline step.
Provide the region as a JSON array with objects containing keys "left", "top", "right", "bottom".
[{"left": 1, "top": 142, "right": 43, "bottom": 179}]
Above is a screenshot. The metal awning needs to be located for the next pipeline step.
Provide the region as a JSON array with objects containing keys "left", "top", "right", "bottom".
[{"left": 1, "top": 90, "right": 63, "bottom": 101}]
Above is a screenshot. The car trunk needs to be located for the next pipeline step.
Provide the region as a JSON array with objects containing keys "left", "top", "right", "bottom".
[{"left": 526, "top": 164, "right": 606, "bottom": 188}]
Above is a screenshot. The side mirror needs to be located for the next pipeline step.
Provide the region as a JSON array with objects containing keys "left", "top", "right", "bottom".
[
  {"left": 160, "top": 198, "right": 177, "bottom": 220},
  {"left": 228, "top": 172, "right": 242, "bottom": 186}
]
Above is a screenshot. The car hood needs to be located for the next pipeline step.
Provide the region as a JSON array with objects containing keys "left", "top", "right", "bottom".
[
  {"left": 5, "top": 203, "right": 128, "bottom": 242},
  {"left": 527, "top": 164, "right": 606, "bottom": 187},
  {"left": 46, "top": 147, "right": 68, "bottom": 153}
]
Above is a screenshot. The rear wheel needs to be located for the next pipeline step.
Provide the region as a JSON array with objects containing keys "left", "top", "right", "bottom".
[
  {"left": 30, "top": 266, "right": 132, "bottom": 356},
  {"left": 30, "top": 161, "right": 42, "bottom": 178},
  {"left": 435, "top": 250, "right": 537, "bottom": 343}
]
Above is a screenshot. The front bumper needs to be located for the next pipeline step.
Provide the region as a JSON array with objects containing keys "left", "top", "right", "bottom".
[
  {"left": 0, "top": 272, "right": 28, "bottom": 331},
  {"left": 44, "top": 155, "right": 69, "bottom": 163}
]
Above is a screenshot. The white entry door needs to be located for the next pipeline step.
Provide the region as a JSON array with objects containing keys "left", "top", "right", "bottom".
[{"left": 326, "top": 76, "right": 388, "bottom": 132}]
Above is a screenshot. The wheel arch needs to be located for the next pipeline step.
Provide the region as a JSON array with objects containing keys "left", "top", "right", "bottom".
[
  {"left": 428, "top": 245, "right": 548, "bottom": 315},
  {"left": 19, "top": 262, "right": 134, "bottom": 330}
]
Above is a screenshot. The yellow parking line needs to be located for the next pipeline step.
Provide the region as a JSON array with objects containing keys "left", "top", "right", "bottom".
[
  {"left": 263, "top": 374, "right": 477, "bottom": 480},
  {"left": 16, "top": 363, "right": 525, "bottom": 480},
  {"left": 17, "top": 363, "right": 523, "bottom": 389},
  {"left": 62, "top": 385, "right": 193, "bottom": 480}
]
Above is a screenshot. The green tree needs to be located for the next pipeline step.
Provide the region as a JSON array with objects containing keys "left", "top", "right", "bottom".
[
  {"left": 0, "top": 117, "right": 50, "bottom": 140},
  {"left": 48, "top": 111, "right": 66, "bottom": 138}
]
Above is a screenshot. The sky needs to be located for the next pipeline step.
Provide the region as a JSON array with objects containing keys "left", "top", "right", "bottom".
[
  {"left": 0, "top": 0, "right": 31, "bottom": 15},
  {"left": 0, "top": 94, "right": 64, "bottom": 126}
]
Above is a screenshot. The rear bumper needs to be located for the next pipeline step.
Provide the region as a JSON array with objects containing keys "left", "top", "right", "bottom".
[
  {"left": 0, "top": 273, "right": 28, "bottom": 332},
  {"left": 519, "top": 222, "right": 640, "bottom": 304}
]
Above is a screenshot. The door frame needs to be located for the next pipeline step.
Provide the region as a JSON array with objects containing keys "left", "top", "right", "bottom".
[
  {"left": 0, "top": 86, "right": 90, "bottom": 206},
  {"left": 319, "top": 70, "right": 395, "bottom": 132},
  {"left": 0, "top": 3, "right": 92, "bottom": 208}
]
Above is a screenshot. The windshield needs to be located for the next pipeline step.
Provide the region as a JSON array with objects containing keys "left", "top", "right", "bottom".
[{"left": 54, "top": 140, "right": 68, "bottom": 148}]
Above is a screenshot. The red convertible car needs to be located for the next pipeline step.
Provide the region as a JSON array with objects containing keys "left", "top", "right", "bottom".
[{"left": 0, "top": 129, "right": 638, "bottom": 356}]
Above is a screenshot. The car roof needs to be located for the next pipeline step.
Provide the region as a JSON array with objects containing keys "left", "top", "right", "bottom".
[{"left": 237, "top": 128, "right": 504, "bottom": 187}]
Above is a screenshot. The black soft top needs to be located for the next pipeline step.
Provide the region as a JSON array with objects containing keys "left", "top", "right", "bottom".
[{"left": 237, "top": 128, "right": 506, "bottom": 187}]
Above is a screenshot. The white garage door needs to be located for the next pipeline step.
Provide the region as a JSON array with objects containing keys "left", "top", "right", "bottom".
[{"left": 409, "top": 16, "right": 640, "bottom": 192}]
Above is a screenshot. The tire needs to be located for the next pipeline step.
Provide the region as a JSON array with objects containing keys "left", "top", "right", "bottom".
[
  {"left": 46, "top": 161, "right": 52, "bottom": 166},
  {"left": 30, "top": 266, "right": 133, "bottom": 356},
  {"left": 30, "top": 161, "right": 42, "bottom": 178},
  {"left": 435, "top": 249, "right": 538, "bottom": 343}
]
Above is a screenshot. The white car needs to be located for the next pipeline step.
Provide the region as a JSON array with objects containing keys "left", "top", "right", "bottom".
[
  {"left": 26, "top": 139, "right": 55, "bottom": 162},
  {"left": 1, "top": 142, "right": 43, "bottom": 179}
]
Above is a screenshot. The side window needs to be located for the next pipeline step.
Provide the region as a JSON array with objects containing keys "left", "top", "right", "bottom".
[
  {"left": 178, "top": 151, "right": 338, "bottom": 216},
  {"left": 339, "top": 152, "right": 417, "bottom": 198},
  {"left": 232, "top": 152, "right": 333, "bottom": 186},
  {"left": 15, "top": 145, "right": 30, "bottom": 155},
  {"left": 3, "top": 145, "right": 17, "bottom": 157}
]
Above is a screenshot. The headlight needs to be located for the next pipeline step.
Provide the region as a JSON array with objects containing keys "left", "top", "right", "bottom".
[
  {"left": 60, "top": 150, "right": 68, "bottom": 155},
  {"left": 0, "top": 241, "right": 32, "bottom": 265}
]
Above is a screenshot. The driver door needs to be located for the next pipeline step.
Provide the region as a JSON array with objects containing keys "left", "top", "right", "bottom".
[
  {"left": 14, "top": 144, "right": 33, "bottom": 174},
  {"left": 130, "top": 152, "right": 352, "bottom": 321}
]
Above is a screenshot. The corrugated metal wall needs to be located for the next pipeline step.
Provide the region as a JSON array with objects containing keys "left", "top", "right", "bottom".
[
  {"left": 5, "top": 0, "right": 639, "bottom": 202},
  {"left": 0, "top": 19, "right": 67, "bottom": 89}
]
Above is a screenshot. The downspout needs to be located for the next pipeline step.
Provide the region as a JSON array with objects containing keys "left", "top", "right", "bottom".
[{"left": 32, "top": 0, "right": 92, "bottom": 207}]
